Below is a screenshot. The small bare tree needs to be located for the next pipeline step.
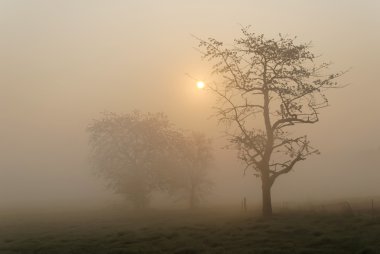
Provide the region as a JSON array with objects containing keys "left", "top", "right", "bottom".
[
  {"left": 198, "top": 27, "right": 344, "bottom": 216},
  {"left": 169, "top": 132, "right": 213, "bottom": 209}
]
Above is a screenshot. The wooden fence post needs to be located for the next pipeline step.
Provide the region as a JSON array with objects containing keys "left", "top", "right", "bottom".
[{"left": 242, "top": 197, "right": 247, "bottom": 212}]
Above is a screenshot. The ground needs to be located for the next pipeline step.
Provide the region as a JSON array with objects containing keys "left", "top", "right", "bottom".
[{"left": 1, "top": 206, "right": 379, "bottom": 254}]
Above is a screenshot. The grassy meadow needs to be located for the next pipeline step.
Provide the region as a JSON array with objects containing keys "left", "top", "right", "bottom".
[{"left": 1, "top": 204, "right": 380, "bottom": 254}]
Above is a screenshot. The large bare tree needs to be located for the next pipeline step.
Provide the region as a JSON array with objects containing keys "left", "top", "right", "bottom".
[{"left": 198, "top": 27, "right": 344, "bottom": 216}]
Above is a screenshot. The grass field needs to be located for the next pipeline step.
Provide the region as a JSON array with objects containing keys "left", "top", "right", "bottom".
[{"left": 1, "top": 206, "right": 380, "bottom": 254}]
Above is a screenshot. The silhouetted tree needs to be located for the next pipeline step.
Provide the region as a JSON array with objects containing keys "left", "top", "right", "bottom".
[
  {"left": 198, "top": 27, "right": 344, "bottom": 216},
  {"left": 87, "top": 111, "right": 176, "bottom": 209}
]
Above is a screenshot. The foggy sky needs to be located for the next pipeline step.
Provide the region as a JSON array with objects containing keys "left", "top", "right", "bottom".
[{"left": 1, "top": 0, "right": 379, "bottom": 209}]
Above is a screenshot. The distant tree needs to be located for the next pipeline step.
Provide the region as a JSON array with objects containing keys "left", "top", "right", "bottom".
[
  {"left": 169, "top": 132, "right": 213, "bottom": 209},
  {"left": 87, "top": 111, "right": 175, "bottom": 209},
  {"left": 198, "top": 27, "right": 345, "bottom": 216},
  {"left": 87, "top": 111, "right": 213, "bottom": 209}
]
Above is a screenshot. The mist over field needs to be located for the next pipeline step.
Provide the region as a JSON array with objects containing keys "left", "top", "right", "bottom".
[{"left": 1, "top": 1, "right": 380, "bottom": 253}]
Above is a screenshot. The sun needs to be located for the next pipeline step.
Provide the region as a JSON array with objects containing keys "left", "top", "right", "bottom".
[{"left": 196, "top": 81, "right": 205, "bottom": 89}]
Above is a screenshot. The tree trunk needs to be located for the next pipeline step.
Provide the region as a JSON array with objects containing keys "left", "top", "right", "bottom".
[{"left": 262, "top": 179, "right": 272, "bottom": 217}]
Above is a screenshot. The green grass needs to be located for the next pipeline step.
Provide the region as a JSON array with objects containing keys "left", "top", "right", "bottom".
[{"left": 1, "top": 208, "right": 379, "bottom": 253}]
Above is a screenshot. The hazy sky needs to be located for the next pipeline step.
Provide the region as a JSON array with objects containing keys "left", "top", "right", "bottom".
[{"left": 0, "top": 0, "right": 379, "bottom": 208}]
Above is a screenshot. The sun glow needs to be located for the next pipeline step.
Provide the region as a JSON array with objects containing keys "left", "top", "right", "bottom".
[{"left": 196, "top": 81, "right": 205, "bottom": 89}]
